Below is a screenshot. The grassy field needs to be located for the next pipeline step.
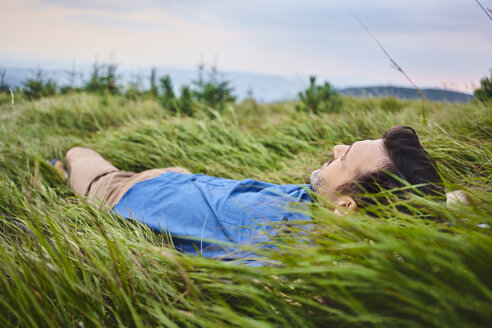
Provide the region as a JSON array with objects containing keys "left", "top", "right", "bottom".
[{"left": 0, "top": 92, "right": 491, "bottom": 327}]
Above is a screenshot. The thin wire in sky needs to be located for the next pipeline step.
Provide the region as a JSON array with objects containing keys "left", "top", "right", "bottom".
[
  {"left": 474, "top": 0, "right": 492, "bottom": 22},
  {"left": 342, "top": 1, "right": 433, "bottom": 120}
]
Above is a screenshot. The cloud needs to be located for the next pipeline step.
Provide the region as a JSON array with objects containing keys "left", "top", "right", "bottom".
[
  {"left": 39, "top": 0, "right": 161, "bottom": 12},
  {"left": 2, "top": 0, "right": 491, "bottom": 93},
  {"left": 38, "top": 0, "right": 491, "bottom": 37}
]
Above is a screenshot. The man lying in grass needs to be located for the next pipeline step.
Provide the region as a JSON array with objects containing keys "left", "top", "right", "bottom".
[{"left": 57, "top": 125, "right": 444, "bottom": 259}]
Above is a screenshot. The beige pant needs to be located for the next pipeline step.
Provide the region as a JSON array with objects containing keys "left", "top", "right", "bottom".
[{"left": 66, "top": 147, "right": 191, "bottom": 209}]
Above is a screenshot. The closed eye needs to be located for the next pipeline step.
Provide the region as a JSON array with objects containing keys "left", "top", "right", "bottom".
[{"left": 341, "top": 144, "right": 354, "bottom": 161}]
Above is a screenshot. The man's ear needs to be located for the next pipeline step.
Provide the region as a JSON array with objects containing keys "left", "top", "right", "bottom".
[{"left": 333, "top": 195, "right": 358, "bottom": 216}]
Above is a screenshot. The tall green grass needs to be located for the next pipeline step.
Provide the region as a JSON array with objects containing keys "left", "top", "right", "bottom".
[{"left": 0, "top": 93, "right": 491, "bottom": 327}]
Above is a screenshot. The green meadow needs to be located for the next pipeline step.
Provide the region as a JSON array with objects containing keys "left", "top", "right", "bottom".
[{"left": 0, "top": 92, "right": 491, "bottom": 327}]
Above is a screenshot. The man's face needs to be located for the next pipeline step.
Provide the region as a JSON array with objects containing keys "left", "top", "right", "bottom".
[{"left": 310, "top": 139, "right": 390, "bottom": 199}]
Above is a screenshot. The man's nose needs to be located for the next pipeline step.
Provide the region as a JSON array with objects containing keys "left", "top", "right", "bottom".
[{"left": 333, "top": 145, "right": 349, "bottom": 160}]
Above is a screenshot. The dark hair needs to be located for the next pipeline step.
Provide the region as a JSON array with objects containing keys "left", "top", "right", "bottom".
[{"left": 337, "top": 126, "right": 445, "bottom": 206}]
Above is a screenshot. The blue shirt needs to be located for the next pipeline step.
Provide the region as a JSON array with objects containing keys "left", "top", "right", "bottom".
[{"left": 113, "top": 172, "right": 312, "bottom": 260}]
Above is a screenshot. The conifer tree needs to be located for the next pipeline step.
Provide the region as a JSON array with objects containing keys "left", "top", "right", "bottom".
[
  {"left": 104, "top": 62, "right": 120, "bottom": 95},
  {"left": 0, "top": 69, "right": 9, "bottom": 93},
  {"left": 297, "top": 76, "right": 342, "bottom": 114},
  {"left": 179, "top": 85, "right": 194, "bottom": 116},
  {"left": 85, "top": 61, "right": 104, "bottom": 93},
  {"left": 22, "top": 68, "right": 57, "bottom": 100},
  {"left": 159, "top": 75, "right": 178, "bottom": 112},
  {"left": 192, "top": 64, "right": 236, "bottom": 112},
  {"left": 149, "top": 67, "right": 158, "bottom": 98},
  {"left": 84, "top": 60, "right": 120, "bottom": 94}
]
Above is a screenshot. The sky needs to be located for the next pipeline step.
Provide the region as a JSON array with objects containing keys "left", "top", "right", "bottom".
[{"left": 0, "top": 0, "right": 491, "bottom": 93}]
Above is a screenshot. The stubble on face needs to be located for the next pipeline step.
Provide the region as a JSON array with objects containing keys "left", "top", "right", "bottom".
[
  {"left": 310, "top": 157, "right": 333, "bottom": 192},
  {"left": 310, "top": 169, "right": 322, "bottom": 192},
  {"left": 310, "top": 139, "right": 388, "bottom": 200}
]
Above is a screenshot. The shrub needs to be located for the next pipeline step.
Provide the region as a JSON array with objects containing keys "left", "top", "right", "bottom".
[
  {"left": 159, "top": 75, "right": 195, "bottom": 116},
  {"left": 59, "top": 86, "right": 79, "bottom": 94},
  {"left": 125, "top": 82, "right": 143, "bottom": 101},
  {"left": 159, "top": 75, "right": 178, "bottom": 112},
  {"left": 149, "top": 67, "right": 158, "bottom": 98},
  {"left": 21, "top": 68, "right": 57, "bottom": 100},
  {"left": 193, "top": 64, "right": 236, "bottom": 112},
  {"left": 0, "top": 69, "right": 9, "bottom": 93},
  {"left": 59, "top": 62, "right": 81, "bottom": 94},
  {"left": 474, "top": 70, "right": 492, "bottom": 102},
  {"left": 84, "top": 61, "right": 121, "bottom": 95},
  {"left": 123, "top": 74, "right": 145, "bottom": 101},
  {"left": 179, "top": 85, "right": 194, "bottom": 116},
  {"left": 84, "top": 62, "right": 104, "bottom": 93},
  {"left": 296, "top": 76, "right": 342, "bottom": 114},
  {"left": 104, "top": 63, "right": 120, "bottom": 95}
]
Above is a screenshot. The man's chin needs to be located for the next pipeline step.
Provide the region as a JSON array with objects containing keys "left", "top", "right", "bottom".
[{"left": 310, "top": 169, "right": 321, "bottom": 191}]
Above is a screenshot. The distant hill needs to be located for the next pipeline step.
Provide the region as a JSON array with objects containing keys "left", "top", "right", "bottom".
[{"left": 339, "top": 86, "right": 473, "bottom": 103}]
